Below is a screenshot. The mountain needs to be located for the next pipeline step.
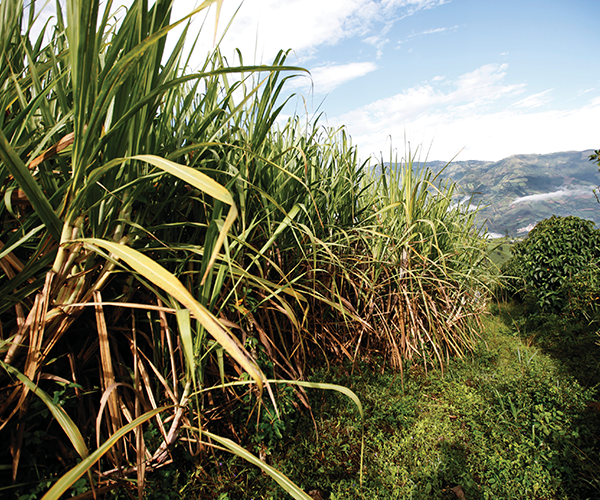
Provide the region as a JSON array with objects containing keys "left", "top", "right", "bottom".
[{"left": 423, "top": 150, "right": 600, "bottom": 237}]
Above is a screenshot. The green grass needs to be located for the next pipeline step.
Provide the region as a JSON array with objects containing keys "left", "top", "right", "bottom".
[
  {"left": 181, "top": 303, "right": 600, "bottom": 499},
  {"left": 486, "top": 237, "right": 518, "bottom": 268}
]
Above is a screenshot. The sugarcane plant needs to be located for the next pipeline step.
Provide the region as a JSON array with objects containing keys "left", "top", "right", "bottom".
[
  {"left": 0, "top": 1, "right": 328, "bottom": 498},
  {"left": 0, "top": 0, "right": 492, "bottom": 497}
]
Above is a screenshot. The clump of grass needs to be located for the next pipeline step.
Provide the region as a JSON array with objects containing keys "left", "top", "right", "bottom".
[{"left": 486, "top": 237, "right": 515, "bottom": 268}]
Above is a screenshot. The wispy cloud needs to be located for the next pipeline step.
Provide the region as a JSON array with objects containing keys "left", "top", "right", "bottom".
[
  {"left": 288, "top": 62, "right": 378, "bottom": 94},
  {"left": 327, "top": 64, "right": 600, "bottom": 161},
  {"left": 363, "top": 35, "right": 390, "bottom": 59},
  {"left": 398, "top": 24, "right": 462, "bottom": 45},
  {"left": 388, "top": 0, "right": 451, "bottom": 20},
  {"left": 577, "top": 88, "right": 595, "bottom": 97},
  {"left": 335, "top": 63, "right": 524, "bottom": 128},
  {"left": 512, "top": 89, "right": 553, "bottom": 109},
  {"left": 413, "top": 25, "right": 461, "bottom": 37},
  {"left": 511, "top": 187, "right": 595, "bottom": 205},
  {"left": 167, "top": 0, "right": 451, "bottom": 65}
]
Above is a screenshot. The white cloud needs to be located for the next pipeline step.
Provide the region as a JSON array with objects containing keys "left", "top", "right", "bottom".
[
  {"left": 577, "top": 88, "right": 595, "bottom": 97},
  {"left": 169, "top": 0, "right": 368, "bottom": 65},
  {"left": 411, "top": 24, "right": 461, "bottom": 37},
  {"left": 288, "top": 62, "right": 378, "bottom": 94},
  {"left": 327, "top": 64, "right": 600, "bottom": 162},
  {"left": 334, "top": 63, "right": 524, "bottom": 131},
  {"left": 384, "top": 0, "right": 450, "bottom": 19},
  {"left": 511, "top": 188, "right": 595, "bottom": 205},
  {"left": 364, "top": 35, "right": 390, "bottom": 59},
  {"left": 512, "top": 89, "right": 553, "bottom": 109},
  {"left": 397, "top": 24, "right": 461, "bottom": 46},
  {"left": 167, "top": 0, "right": 451, "bottom": 67}
]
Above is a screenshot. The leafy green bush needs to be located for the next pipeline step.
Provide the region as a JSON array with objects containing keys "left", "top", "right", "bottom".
[{"left": 502, "top": 216, "right": 600, "bottom": 315}]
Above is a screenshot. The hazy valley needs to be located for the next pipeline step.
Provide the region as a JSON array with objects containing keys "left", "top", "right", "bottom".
[{"left": 425, "top": 149, "right": 600, "bottom": 236}]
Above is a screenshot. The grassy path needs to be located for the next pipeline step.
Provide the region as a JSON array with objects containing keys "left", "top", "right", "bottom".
[{"left": 182, "top": 304, "right": 600, "bottom": 499}]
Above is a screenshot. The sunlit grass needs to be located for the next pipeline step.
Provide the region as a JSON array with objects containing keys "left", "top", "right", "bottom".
[{"left": 196, "top": 305, "right": 599, "bottom": 499}]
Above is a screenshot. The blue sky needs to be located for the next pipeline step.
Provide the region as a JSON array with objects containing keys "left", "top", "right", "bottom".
[
  {"left": 36, "top": 0, "right": 600, "bottom": 162},
  {"left": 182, "top": 0, "right": 599, "bottom": 162}
]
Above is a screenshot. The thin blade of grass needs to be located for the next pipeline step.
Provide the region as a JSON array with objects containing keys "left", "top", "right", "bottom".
[
  {"left": 0, "top": 360, "right": 88, "bottom": 460},
  {"left": 200, "top": 429, "right": 313, "bottom": 500}
]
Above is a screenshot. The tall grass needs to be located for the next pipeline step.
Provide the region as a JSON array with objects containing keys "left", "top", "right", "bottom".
[{"left": 0, "top": 1, "right": 492, "bottom": 497}]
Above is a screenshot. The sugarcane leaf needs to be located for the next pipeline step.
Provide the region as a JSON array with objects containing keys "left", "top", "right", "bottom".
[
  {"left": 0, "top": 360, "right": 88, "bottom": 460},
  {"left": 175, "top": 308, "right": 195, "bottom": 382},
  {"left": 201, "top": 430, "right": 312, "bottom": 500},
  {"left": 130, "top": 154, "right": 233, "bottom": 205},
  {"left": 0, "top": 129, "right": 62, "bottom": 241},
  {"left": 78, "top": 238, "right": 264, "bottom": 391},
  {"left": 40, "top": 406, "right": 167, "bottom": 500},
  {"left": 128, "top": 154, "right": 237, "bottom": 285}
]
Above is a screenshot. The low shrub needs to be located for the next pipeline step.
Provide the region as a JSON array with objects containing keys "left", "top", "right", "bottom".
[{"left": 501, "top": 216, "right": 600, "bottom": 317}]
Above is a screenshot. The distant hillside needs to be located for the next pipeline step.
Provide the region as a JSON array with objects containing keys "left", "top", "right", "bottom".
[{"left": 423, "top": 150, "right": 600, "bottom": 236}]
